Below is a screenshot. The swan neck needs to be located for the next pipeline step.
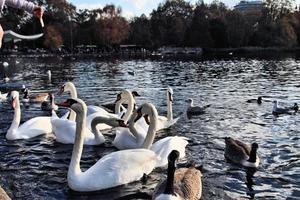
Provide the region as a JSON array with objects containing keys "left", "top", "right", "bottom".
[
  {"left": 69, "top": 106, "right": 86, "bottom": 177},
  {"left": 122, "top": 95, "right": 135, "bottom": 123},
  {"left": 69, "top": 84, "right": 78, "bottom": 99},
  {"left": 8, "top": 98, "right": 21, "bottom": 136},
  {"left": 164, "top": 160, "right": 176, "bottom": 195},
  {"left": 167, "top": 93, "right": 173, "bottom": 121},
  {"left": 91, "top": 116, "right": 120, "bottom": 142},
  {"left": 142, "top": 109, "right": 157, "bottom": 149},
  {"left": 69, "top": 110, "right": 76, "bottom": 121}
]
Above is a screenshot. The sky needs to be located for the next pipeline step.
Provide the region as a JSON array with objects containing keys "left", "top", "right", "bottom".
[{"left": 69, "top": 0, "right": 300, "bottom": 18}]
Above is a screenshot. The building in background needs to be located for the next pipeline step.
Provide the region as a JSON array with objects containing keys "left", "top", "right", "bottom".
[{"left": 234, "top": 1, "right": 264, "bottom": 12}]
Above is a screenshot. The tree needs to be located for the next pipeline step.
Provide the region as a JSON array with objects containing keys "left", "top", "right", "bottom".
[
  {"left": 128, "top": 14, "right": 152, "bottom": 47},
  {"left": 264, "top": 0, "right": 295, "bottom": 21},
  {"left": 44, "top": 24, "right": 63, "bottom": 49}
]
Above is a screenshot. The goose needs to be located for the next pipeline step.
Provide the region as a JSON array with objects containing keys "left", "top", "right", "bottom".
[
  {"left": 152, "top": 150, "right": 202, "bottom": 200},
  {"left": 224, "top": 137, "right": 260, "bottom": 168},
  {"left": 57, "top": 98, "right": 157, "bottom": 192},
  {"left": 22, "top": 87, "right": 49, "bottom": 103},
  {"left": 57, "top": 82, "right": 109, "bottom": 120},
  {"left": 41, "top": 93, "right": 58, "bottom": 111},
  {"left": 0, "top": 91, "right": 8, "bottom": 102},
  {"left": 247, "top": 96, "right": 262, "bottom": 104},
  {"left": 186, "top": 98, "right": 210, "bottom": 116},
  {"left": 6, "top": 91, "right": 52, "bottom": 140},
  {"left": 291, "top": 103, "right": 298, "bottom": 113},
  {"left": 101, "top": 90, "right": 140, "bottom": 112},
  {"left": 272, "top": 100, "right": 293, "bottom": 115},
  {"left": 113, "top": 103, "right": 188, "bottom": 168}
]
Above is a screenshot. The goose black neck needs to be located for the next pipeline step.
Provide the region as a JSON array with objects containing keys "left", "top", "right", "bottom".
[
  {"left": 248, "top": 148, "right": 257, "bottom": 163},
  {"left": 164, "top": 159, "right": 176, "bottom": 195}
]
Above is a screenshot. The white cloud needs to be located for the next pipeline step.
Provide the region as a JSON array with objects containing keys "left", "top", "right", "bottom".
[
  {"left": 125, "top": 0, "right": 152, "bottom": 10},
  {"left": 122, "top": 10, "right": 135, "bottom": 19},
  {"left": 76, "top": 3, "right": 103, "bottom": 10}
]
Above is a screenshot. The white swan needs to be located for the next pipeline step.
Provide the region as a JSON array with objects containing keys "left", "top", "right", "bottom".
[
  {"left": 113, "top": 103, "right": 188, "bottom": 168},
  {"left": 6, "top": 91, "right": 52, "bottom": 140},
  {"left": 58, "top": 82, "right": 109, "bottom": 121},
  {"left": 156, "top": 87, "right": 179, "bottom": 130},
  {"left": 60, "top": 98, "right": 157, "bottom": 192}
]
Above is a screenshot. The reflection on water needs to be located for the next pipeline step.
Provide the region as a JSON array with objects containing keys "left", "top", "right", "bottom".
[{"left": 1, "top": 56, "right": 300, "bottom": 199}]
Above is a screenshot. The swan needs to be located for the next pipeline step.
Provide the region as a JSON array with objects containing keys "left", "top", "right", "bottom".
[
  {"left": 6, "top": 91, "right": 52, "bottom": 140},
  {"left": 156, "top": 87, "right": 180, "bottom": 130},
  {"left": 152, "top": 150, "right": 202, "bottom": 200},
  {"left": 272, "top": 100, "right": 293, "bottom": 115},
  {"left": 224, "top": 137, "right": 260, "bottom": 168},
  {"left": 2, "top": 61, "right": 9, "bottom": 68},
  {"left": 41, "top": 93, "right": 58, "bottom": 111},
  {"left": 113, "top": 103, "right": 188, "bottom": 168},
  {"left": 247, "top": 96, "right": 262, "bottom": 104},
  {"left": 22, "top": 87, "right": 49, "bottom": 103},
  {"left": 186, "top": 98, "right": 210, "bottom": 116},
  {"left": 0, "top": 91, "right": 8, "bottom": 102},
  {"left": 58, "top": 82, "right": 109, "bottom": 120},
  {"left": 58, "top": 98, "right": 157, "bottom": 192}
]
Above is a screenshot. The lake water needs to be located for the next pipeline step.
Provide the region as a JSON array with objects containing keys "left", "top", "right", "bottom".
[{"left": 0, "top": 55, "right": 300, "bottom": 199}]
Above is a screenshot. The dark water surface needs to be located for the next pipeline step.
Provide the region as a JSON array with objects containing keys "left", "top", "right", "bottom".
[{"left": 0, "top": 56, "right": 300, "bottom": 199}]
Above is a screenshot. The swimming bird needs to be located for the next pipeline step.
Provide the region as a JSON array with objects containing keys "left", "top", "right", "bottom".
[
  {"left": 47, "top": 70, "right": 51, "bottom": 80},
  {"left": 2, "top": 62, "right": 9, "bottom": 68},
  {"left": 272, "top": 100, "right": 293, "bottom": 115},
  {"left": 6, "top": 91, "right": 52, "bottom": 140},
  {"left": 41, "top": 93, "right": 58, "bottom": 111},
  {"left": 224, "top": 137, "right": 260, "bottom": 168},
  {"left": 186, "top": 98, "right": 210, "bottom": 116},
  {"left": 22, "top": 87, "right": 49, "bottom": 103},
  {"left": 292, "top": 103, "right": 298, "bottom": 113},
  {"left": 0, "top": 91, "right": 8, "bottom": 102},
  {"left": 113, "top": 103, "right": 188, "bottom": 168},
  {"left": 247, "top": 96, "right": 262, "bottom": 104},
  {"left": 152, "top": 150, "right": 202, "bottom": 200},
  {"left": 58, "top": 98, "right": 157, "bottom": 192}
]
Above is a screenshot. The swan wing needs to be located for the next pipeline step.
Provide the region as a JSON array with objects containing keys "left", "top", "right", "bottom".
[
  {"left": 71, "top": 149, "right": 157, "bottom": 191},
  {"left": 157, "top": 116, "right": 180, "bottom": 130},
  {"left": 113, "top": 127, "right": 144, "bottom": 149},
  {"left": 151, "top": 136, "right": 189, "bottom": 168},
  {"left": 87, "top": 105, "right": 109, "bottom": 116},
  {"left": 19, "top": 117, "right": 52, "bottom": 134}
]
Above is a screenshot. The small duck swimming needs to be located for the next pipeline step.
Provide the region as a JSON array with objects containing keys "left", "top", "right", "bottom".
[
  {"left": 22, "top": 87, "right": 49, "bottom": 103},
  {"left": 247, "top": 96, "right": 262, "bottom": 104},
  {"left": 186, "top": 98, "right": 210, "bottom": 116},
  {"left": 272, "top": 100, "right": 293, "bottom": 116}
]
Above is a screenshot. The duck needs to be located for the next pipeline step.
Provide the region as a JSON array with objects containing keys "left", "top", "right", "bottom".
[
  {"left": 6, "top": 91, "right": 52, "bottom": 140},
  {"left": 224, "top": 137, "right": 260, "bottom": 168},
  {"left": 0, "top": 91, "right": 8, "bottom": 102},
  {"left": 247, "top": 96, "right": 262, "bottom": 104},
  {"left": 272, "top": 100, "right": 293, "bottom": 115},
  {"left": 57, "top": 82, "right": 110, "bottom": 120},
  {"left": 113, "top": 103, "right": 188, "bottom": 168},
  {"left": 22, "top": 87, "right": 49, "bottom": 103},
  {"left": 57, "top": 98, "right": 157, "bottom": 192},
  {"left": 186, "top": 98, "right": 210, "bottom": 116},
  {"left": 152, "top": 150, "right": 202, "bottom": 200},
  {"left": 292, "top": 103, "right": 298, "bottom": 113},
  {"left": 41, "top": 93, "right": 58, "bottom": 111}
]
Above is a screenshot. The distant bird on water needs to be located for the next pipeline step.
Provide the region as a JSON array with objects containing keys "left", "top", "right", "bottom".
[
  {"left": 272, "top": 100, "right": 293, "bottom": 116},
  {"left": 186, "top": 98, "right": 210, "bottom": 116},
  {"left": 247, "top": 96, "right": 262, "bottom": 104}
]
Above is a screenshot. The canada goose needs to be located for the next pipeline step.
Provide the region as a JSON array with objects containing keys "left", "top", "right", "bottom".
[
  {"left": 224, "top": 137, "right": 260, "bottom": 168},
  {"left": 152, "top": 150, "right": 202, "bottom": 200},
  {"left": 186, "top": 98, "right": 210, "bottom": 116},
  {"left": 22, "top": 87, "right": 49, "bottom": 103},
  {"left": 247, "top": 96, "right": 262, "bottom": 104},
  {"left": 41, "top": 93, "right": 58, "bottom": 111}
]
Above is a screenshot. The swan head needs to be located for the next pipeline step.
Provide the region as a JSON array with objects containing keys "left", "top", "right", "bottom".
[
  {"left": 167, "top": 87, "right": 173, "bottom": 102},
  {"left": 115, "top": 89, "right": 132, "bottom": 103},
  {"left": 9, "top": 91, "right": 19, "bottom": 109},
  {"left": 132, "top": 91, "right": 140, "bottom": 97},
  {"left": 57, "top": 98, "right": 86, "bottom": 114},
  {"left": 131, "top": 103, "right": 158, "bottom": 125},
  {"left": 58, "top": 82, "right": 74, "bottom": 95}
]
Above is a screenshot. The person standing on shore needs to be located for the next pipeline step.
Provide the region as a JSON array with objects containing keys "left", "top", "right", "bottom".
[{"left": 0, "top": 0, "right": 43, "bottom": 48}]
